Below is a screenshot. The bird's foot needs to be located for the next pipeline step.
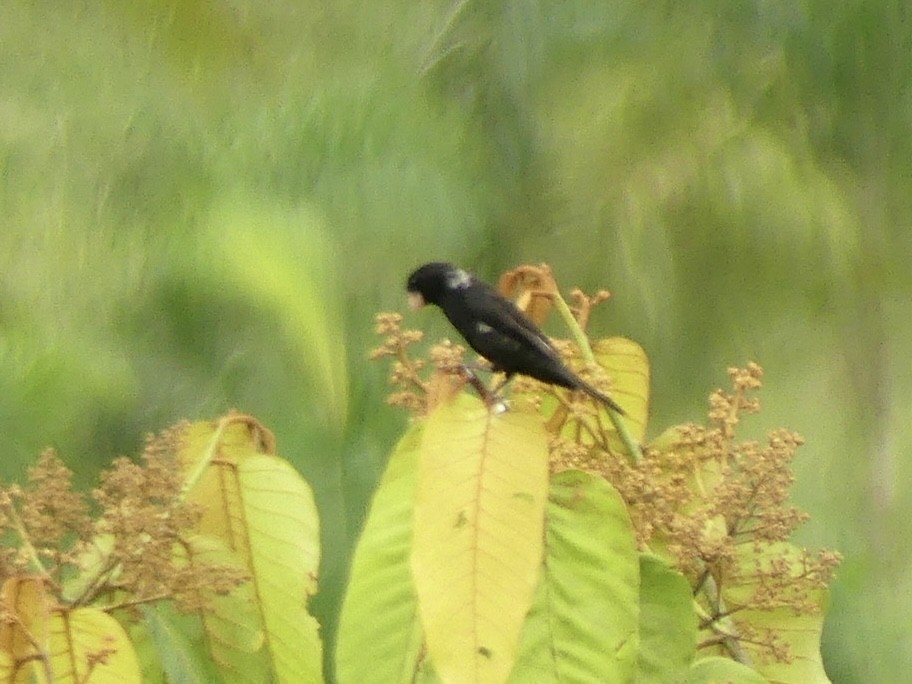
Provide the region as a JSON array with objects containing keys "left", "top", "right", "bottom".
[{"left": 489, "top": 398, "right": 509, "bottom": 415}]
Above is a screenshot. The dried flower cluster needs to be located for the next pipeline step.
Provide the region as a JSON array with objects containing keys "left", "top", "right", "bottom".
[
  {"left": 370, "top": 312, "right": 469, "bottom": 414},
  {"left": 0, "top": 427, "right": 247, "bottom": 617},
  {"left": 89, "top": 428, "right": 248, "bottom": 614},
  {"left": 0, "top": 449, "right": 93, "bottom": 582}
]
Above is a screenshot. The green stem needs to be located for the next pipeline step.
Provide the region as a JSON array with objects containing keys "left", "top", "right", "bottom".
[
  {"left": 701, "top": 574, "right": 752, "bottom": 666},
  {"left": 551, "top": 289, "right": 643, "bottom": 463},
  {"left": 0, "top": 493, "right": 49, "bottom": 577}
]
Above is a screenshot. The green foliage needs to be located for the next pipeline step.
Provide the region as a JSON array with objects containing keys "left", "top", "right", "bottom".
[
  {"left": 1, "top": 1, "right": 908, "bottom": 681},
  {"left": 637, "top": 554, "right": 698, "bottom": 683},
  {"left": 141, "top": 603, "right": 227, "bottom": 684},
  {"left": 511, "top": 470, "right": 640, "bottom": 683},
  {"left": 336, "top": 426, "right": 425, "bottom": 683}
]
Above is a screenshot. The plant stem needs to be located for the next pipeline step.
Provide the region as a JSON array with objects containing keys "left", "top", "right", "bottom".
[
  {"left": 550, "top": 289, "right": 643, "bottom": 463},
  {"left": 0, "top": 493, "right": 49, "bottom": 577},
  {"left": 701, "top": 573, "right": 753, "bottom": 666}
]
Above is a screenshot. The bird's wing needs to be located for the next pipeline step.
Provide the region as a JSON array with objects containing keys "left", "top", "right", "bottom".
[{"left": 468, "top": 283, "right": 560, "bottom": 359}]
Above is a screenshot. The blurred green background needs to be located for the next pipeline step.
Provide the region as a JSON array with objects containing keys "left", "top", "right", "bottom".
[{"left": 1, "top": 1, "right": 908, "bottom": 681}]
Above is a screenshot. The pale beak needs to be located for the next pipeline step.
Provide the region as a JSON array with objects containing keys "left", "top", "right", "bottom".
[{"left": 407, "top": 292, "right": 425, "bottom": 310}]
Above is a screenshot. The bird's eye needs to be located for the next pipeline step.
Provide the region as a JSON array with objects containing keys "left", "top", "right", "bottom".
[{"left": 476, "top": 322, "right": 493, "bottom": 333}]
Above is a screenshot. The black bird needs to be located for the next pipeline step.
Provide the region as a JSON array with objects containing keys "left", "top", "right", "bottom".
[{"left": 406, "top": 262, "right": 625, "bottom": 414}]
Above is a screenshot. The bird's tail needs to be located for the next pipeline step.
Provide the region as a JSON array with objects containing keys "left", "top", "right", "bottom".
[{"left": 578, "top": 380, "right": 626, "bottom": 415}]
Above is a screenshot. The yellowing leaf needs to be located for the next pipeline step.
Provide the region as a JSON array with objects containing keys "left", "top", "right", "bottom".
[
  {"left": 0, "top": 579, "right": 141, "bottom": 684},
  {"left": 0, "top": 577, "right": 50, "bottom": 683},
  {"left": 178, "top": 416, "right": 323, "bottom": 684},
  {"left": 540, "top": 336, "right": 649, "bottom": 461},
  {"left": 412, "top": 394, "right": 549, "bottom": 684},
  {"left": 591, "top": 336, "right": 650, "bottom": 441},
  {"left": 47, "top": 608, "right": 142, "bottom": 684},
  {"left": 235, "top": 456, "right": 323, "bottom": 684},
  {"left": 0, "top": 651, "right": 12, "bottom": 682}
]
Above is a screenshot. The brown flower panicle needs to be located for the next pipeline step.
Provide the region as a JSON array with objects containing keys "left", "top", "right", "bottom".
[
  {"left": 371, "top": 312, "right": 472, "bottom": 414},
  {"left": 552, "top": 362, "right": 841, "bottom": 664},
  {"left": 88, "top": 428, "right": 247, "bottom": 615}
]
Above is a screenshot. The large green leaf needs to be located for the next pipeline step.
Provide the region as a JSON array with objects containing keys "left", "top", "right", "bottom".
[
  {"left": 335, "top": 424, "right": 426, "bottom": 683},
  {"left": 685, "top": 656, "right": 769, "bottom": 684},
  {"left": 510, "top": 470, "right": 640, "bottom": 683},
  {"left": 413, "top": 394, "right": 549, "bottom": 684},
  {"left": 636, "top": 554, "right": 698, "bottom": 683},
  {"left": 142, "top": 603, "right": 225, "bottom": 684}
]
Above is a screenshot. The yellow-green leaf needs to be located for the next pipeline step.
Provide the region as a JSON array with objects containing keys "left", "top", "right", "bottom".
[
  {"left": 510, "top": 470, "right": 640, "bottom": 683},
  {"left": 591, "top": 336, "right": 650, "bottom": 441},
  {"left": 179, "top": 417, "right": 323, "bottom": 684},
  {"left": 720, "top": 543, "right": 832, "bottom": 684},
  {"left": 0, "top": 650, "right": 13, "bottom": 682},
  {"left": 183, "top": 536, "right": 269, "bottom": 683},
  {"left": 47, "top": 608, "right": 142, "bottom": 684},
  {"left": 637, "top": 554, "right": 698, "bottom": 683},
  {"left": 412, "top": 394, "right": 549, "bottom": 684},
  {"left": 685, "top": 656, "right": 769, "bottom": 683},
  {"left": 0, "top": 579, "right": 141, "bottom": 684},
  {"left": 0, "top": 577, "right": 50, "bottom": 683},
  {"left": 336, "top": 424, "right": 425, "bottom": 683}
]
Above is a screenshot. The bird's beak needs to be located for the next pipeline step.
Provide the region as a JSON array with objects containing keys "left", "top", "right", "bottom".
[{"left": 407, "top": 292, "right": 425, "bottom": 310}]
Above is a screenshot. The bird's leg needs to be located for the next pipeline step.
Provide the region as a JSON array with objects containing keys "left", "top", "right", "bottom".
[
  {"left": 459, "top": 365, "right": 509, "bottom": 412},
  {"left": 460, "top": 360, "right": 493, "bottom": 376},
  {"left": 459, "top": 365, "right": 496, "bottom": 404},
  {"left": 488, "top": 372, "right": 515, "bottom": 397}
]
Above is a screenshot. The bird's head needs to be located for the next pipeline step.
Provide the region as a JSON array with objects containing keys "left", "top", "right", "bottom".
[{"left": 406, "top": 262, "right": 472, "bottom": 309}]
